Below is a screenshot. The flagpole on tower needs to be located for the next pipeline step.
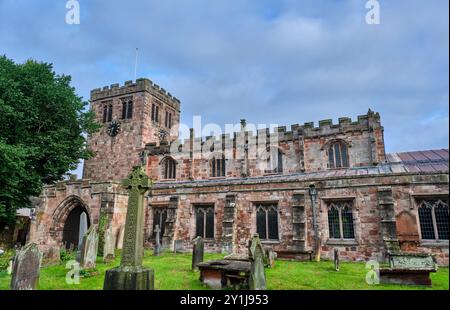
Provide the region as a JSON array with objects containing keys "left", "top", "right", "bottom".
[{"left": 134, "top": 47, "right": 139, "bottom": 81}]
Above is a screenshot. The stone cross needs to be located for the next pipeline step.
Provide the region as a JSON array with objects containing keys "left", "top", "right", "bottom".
[
  {"left": 104, "top": 166, "right": 154, "bottom": 290},
  {"left": 334, "top": 248, "right": 340, "bottom": 271},
  {"left": 248, "top": 234, "right": 267, "bottom": 290},
  {"left": 120, "top": 166, "right": 152, "bottom": 267},
  {"left": 10, "top": 243, "right": 42, "bottom": 290},
  {"left": 153, "top": 225, "right": 162, "bottom": 256},
  {"left": 191, "top": 236, "right": 204, "bottom": 271}
]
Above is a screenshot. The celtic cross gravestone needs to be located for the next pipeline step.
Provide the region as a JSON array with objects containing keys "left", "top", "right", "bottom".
[{"left": 103, "top": 166, "right": 154, "bottom": 290}]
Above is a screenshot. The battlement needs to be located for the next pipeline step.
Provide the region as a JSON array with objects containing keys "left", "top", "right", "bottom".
[
  {"left": 146, "top": 109, "right": 382, "bottom": 157},
  {"left": 90, "top": 78, "right": 181, "bottom": 111}
]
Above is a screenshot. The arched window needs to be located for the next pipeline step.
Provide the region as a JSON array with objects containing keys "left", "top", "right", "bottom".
[
  {"left": 210, "top": 155, "right": 226, "bottom": 177},
  {"left": 266, "top": 148, "right": 283, "bottom": 173},
  {"left": 327, "top": 201, "right": 355, "bottom": 239},
  {"left": 256, "top": 204, "right": 279, "bottom": 240},
  {"left": 162, "top": 157, "right": 176, "bottom": 179},
  {"left": 195, "top": 205, "right": 214, "bottom": 239},
  {"left": 328, "top": 141, "right": 349, "bottom": 168},
  {"left": 417, "top": 198, "right": 449, "bottom": 241}
]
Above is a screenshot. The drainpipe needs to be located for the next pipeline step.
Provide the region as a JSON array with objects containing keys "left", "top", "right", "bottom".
[{"left": 309, "top": 184, "right": 321, "bottom": 262}]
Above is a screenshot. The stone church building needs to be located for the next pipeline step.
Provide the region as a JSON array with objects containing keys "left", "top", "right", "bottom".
[{"left": 27, "top": 78, "right": 449, "bottom": 265}]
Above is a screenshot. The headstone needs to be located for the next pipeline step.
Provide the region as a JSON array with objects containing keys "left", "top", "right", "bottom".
[
  {"left": 248, "top": 234, "right": 267, "bottom": 290},
  {"left": 103, "top": 166, "right": 154, "bottom": 290},
  {"left": 191, "top": 236, "right": 204, "bottom": 270},
  {"left": 153, "top": 225, "right": 162, "bottom": 256},
  {"left": 78, "top": 212, "right": 88, "bottom": 248},
  {"left": 116, "top": 224, "right": 125, "bottom": 249},
  {"left": 334, "top": 248, "right": 340, "bottom": 271},
  {"left": 265, "top": 248, "right": 276, "bottom": 268},
  {"left": 80, "top": 225, "right": 99, "bottom": 269},
  {"left": 10, "top": 243, "right": 42, "bottom": 290},
  {"left": 174, "top": 239, "right": 184, "bottom": 253},
  {"left": 103, "top": 226, "right": 116, "bottom": 263}
]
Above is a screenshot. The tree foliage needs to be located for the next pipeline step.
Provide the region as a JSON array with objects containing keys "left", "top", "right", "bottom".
[{"left": 0, "top": 55, "right": 100, "bottom": 225}]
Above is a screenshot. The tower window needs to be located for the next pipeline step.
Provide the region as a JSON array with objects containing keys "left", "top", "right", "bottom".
[
  {"left": 152, "top": 104, "right": 160, "bottom": 123},
  {"left": 417, "top": 198, "right": 449, "bottom": 241},
  {"left": 107, "top": 104, "right": 113, "bottom": 122},
  {"left": 328, "top": 141, "right": 349, "bottom": 169},
  {"left": 195, "top": 206, "right": 214, "bottom": 239},
  {"left": 256, "top": 204, "right": 279, "bottom": 241},
  {"left": 168, "top": 113, "right": 172, "bottom": 128},
  {"left": 122, "top": 100, "right": 133, "bottom": 119},
  {"left": 102, "top": 105, "right": 107, "bottom": 123},
  {"left": 327, "top": 201, "right": 355, "bottom": 239},
  {"left": 210, "top": 155, "right": 226, "bottom": 177}
]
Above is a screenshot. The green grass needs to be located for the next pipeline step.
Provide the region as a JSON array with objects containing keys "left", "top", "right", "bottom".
[{"left": 0, "top": 251, "right": 448, "bottom": 290}]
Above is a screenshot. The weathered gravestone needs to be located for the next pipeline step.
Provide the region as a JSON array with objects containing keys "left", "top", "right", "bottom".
[
  {"left": 380, "top": 252, "right": 437, "bottom": 286},
  {"left": 334, "top": 248, "right": 340, "bottom": 271},
  {"left": 191, "top": 236, "right": 204, "bottom": 271},
  {"left": 103, "top": 226, "right": 116, "bottom": 263},
  {"left": 153, "top": 225, "right": 162, "bottom": 256},
  {"left": 78, "top": 212, "right": 88, "bottom": 248},
  {"left": 103, "top": 166, "right": 154, "bottom": 290},
  {"left": 10, "top": 243, "right": 42, "bottom": 290},
  {"left": 265, "top": 247, "right": 276, "bottom": 268},
  {"left": 248, "top": 234, "right": 266, "bottom": 290},
  {"left": 80, "top": 225, "right": 99, "bottom": 269},
  {"left": 174, "top": 239, "right": 184, "bottom": 253}
]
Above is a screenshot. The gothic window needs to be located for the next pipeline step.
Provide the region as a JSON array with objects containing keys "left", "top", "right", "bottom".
[
  {"left": 162, "top": 157, "right": 176, "bottom": 179},
  {"left": 195, "top": 206, "right": 214, "bottom": 239},
  {"left": 417, "top": 198, "right": 449, "bottom": 241},
  {"left": 107, "top": 104, "right": 113, "bottom": 122},
  {"left": 328, "top": 141, "right": 349, "bottom": 169},
  {"left": 256, "top": 204, "right": 279, "bottom": 240},
  {"left": 210, "top": 155, "right": 226, "bottom": 177},
  {"left": 265, "top": 148, "right": 283, "bottom": 173},
  {"left": 102, "top": 105, "right": 107, "bottom": 123},
  {"left": 327, "top": 201, "right": 355, "bottom": 239},
  {"left": 152, "top": 208, "right": 167, "bottom": 244}
]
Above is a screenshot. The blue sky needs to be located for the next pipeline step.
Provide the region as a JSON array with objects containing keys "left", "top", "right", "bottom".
[{"left": 0, "top": 0, "right": 448, "bottom": 177}]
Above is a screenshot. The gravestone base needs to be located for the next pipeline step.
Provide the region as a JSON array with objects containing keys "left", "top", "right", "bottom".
[
  {"left": 103, "top": 266, "right": 154, "bottom": 290},
  {"left": 380, "top": 268, "right": 435, "bottom": 286}
]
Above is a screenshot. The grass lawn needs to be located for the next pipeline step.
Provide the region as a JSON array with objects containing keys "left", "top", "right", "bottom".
[{"left": 0, "top": 251, "right": 448, "bottom": 290}]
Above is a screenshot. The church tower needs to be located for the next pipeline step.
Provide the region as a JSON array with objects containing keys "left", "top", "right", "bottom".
[{"left": 83, "top": 78, "right": 181, "bottom": 181}]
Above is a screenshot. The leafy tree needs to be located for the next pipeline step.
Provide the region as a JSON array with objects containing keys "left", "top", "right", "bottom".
[{"left": 0, "top": 55, "right": 100, "bottom": 225}]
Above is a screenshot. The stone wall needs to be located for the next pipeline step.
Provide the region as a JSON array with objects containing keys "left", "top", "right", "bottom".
[
  {"left": 149, "top": 171, "right": 449, "bottom": 265},
  {"left": 145, "top": 110, "right": 386, "bottom": 182}
]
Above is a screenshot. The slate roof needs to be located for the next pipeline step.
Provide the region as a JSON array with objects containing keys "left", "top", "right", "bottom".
[{"left": 153, "top": 149, "right": 449, "bottom": 189}]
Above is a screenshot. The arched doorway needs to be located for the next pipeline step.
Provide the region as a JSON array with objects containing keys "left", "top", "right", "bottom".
[{"left": 62, "top": 205, "right": 90, "bottom": 250}]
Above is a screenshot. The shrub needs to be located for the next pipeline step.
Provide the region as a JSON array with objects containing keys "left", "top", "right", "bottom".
[
  {"left": 60, "top": 247, "right": 76, "bottom": 262},
  {"left": 0, "top": 249, "right": 15, "bottom": 272}
]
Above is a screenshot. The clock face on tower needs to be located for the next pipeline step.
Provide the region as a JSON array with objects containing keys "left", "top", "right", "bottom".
[{"left": 107, "top": 120, "right": 121, "bottom": 137}]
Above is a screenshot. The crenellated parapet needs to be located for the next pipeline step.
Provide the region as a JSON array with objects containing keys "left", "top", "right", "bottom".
[{"left": 91, "top": 78, "right": 181, "bottom": 111}]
